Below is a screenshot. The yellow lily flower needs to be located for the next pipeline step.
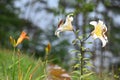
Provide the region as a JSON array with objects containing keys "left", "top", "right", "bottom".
[
  {"left": 90, "top": 20, "right": 108, "bottom": 47},
  {"left": 15, "top": 31, "right": 29, "bottom": 47},
  {"left": 55, "top": 14, "right": 74, "bottom": 37}
]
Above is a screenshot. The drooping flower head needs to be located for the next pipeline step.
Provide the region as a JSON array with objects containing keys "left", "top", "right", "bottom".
[
  {"left": 55, "top": 14, "right": 74, "bottom": 37},
  {"left": 15, "top": 31, "right": 29, "bottom": 47},
  {"left": 90, "top": 20, "right": 108, "bottom": 47}
]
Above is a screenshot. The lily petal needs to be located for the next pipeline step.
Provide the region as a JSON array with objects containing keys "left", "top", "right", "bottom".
[
  {"left": 55, "top": 30, "right": 61, "bottom": 37},
  {"left": 55, "top": 14, "right": 74, "bottom": 37},
  {"left": 66, "top": 14, "right": 73, "bottom": 22},
  {"left": 98, "top": 20, "right": 104, "bottom": 25},
  {"left": 99, "top": 36, "right": 107, "bottom": 47},
  {"left": 103, "top": 34, "right": 108, "bottom": 42},
  {"left": 90, "top": 21, "right": 97, "bottom": 27},
  {"left": 102, "top": 24, "right": 107, "bottom": 33},
  {"left": 15, "top": 31, "right": 29, "bottom": 47},
  {"left": 92, "top": 33, "right": 98, "bottom": 39},
  {"left": 90, "top": 20, "right": 108, "bottom": 47}
]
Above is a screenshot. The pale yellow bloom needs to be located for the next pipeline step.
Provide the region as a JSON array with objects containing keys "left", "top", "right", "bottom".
[
  {"left": 55, "top": 14, "right": 74, "bottom": 37},
  {"left": 15, "top": 31, "right": 29, "bottom": 47},
  {"left": 90, "top": 20, "right": 108, "bottom": 47}
]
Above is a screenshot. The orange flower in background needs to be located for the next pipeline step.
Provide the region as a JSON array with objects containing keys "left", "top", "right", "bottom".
[
  {"left": 90, "top": 20, "right": 108, "bottom": 47},
  {"left": 55, "top": 14, "right": 74, "bottom": 37},
  {"left": 15, "top": 31, "right": 29, "bottom": 47}
]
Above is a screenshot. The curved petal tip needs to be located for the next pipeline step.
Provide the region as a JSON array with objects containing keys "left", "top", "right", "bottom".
[
  {"left": 90, "top": 21, "right": 97, "bottom": 27},
  {"left": 55, "top": 30, "right": 61, "bottom": 38},
  {"left": 99, "top": 36, "right": 108, "bottom": 47}
]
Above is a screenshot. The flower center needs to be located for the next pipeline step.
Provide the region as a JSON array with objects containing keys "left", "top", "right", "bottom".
[{"left": 94, "top": 23, "right": 102, "bottom": 36}]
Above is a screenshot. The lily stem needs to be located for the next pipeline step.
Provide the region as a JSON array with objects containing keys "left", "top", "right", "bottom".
[
  {"left": 73, "top": 29, "right": 84, "bottom": 80},
  {"left": 80, "top": 41, "right": 84, "bottom": 80},
  {"left": 73, "top": 29, "right": 91, "bottom": 80},
  {"left": 82, "top": 33, "right": 91, "bottom": 42}
]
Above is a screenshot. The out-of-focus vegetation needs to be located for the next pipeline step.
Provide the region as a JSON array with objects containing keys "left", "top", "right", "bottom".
[
  {"left": 0, "top": 49, "right": 46, "bottom": 80},
  {"left": 0, "top": 49, "right": 115, "bottom": 80},
  {"left": 0, "top": 0, "right": 71, "bottom": 65}
]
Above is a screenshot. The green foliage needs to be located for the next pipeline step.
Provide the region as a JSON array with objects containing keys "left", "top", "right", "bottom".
[
  {"left": 71, "top": 30, "right": 94, "bottom": 80},
  {"left": 0, "top": 48, "right": 115, "bottom": 80},
  {"left": 0, "top": 49, "right": 47, "bottom": 80}
]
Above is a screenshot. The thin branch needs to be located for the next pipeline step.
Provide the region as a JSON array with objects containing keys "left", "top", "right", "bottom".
[{"left": 82, "top": 33, "right": 91, "bottom": 42}]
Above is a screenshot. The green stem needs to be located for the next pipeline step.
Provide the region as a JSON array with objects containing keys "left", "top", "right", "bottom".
[
  {"left": 12, "top": 47, "right": 16, "bottom": 80},
  {"left": 80, "top": 34, "right": 91, "bottom": 80},
  {"left": 80, "top": 41, "right": 84, "bottom": 80},
  {"left": 73, "top": 30, "right": 87, "bottom": 80},
  {"left": 44, "top": 52, "right": 48, "bottom": 79},
  {"left": 44, "top": 59, "right": 48, "bottom": 80},
  {"left": 82, "top": 33, "right": 91, "bottom": 42},
  {"left": 18, "top": 50, "right": 21, "bottom": 80}
]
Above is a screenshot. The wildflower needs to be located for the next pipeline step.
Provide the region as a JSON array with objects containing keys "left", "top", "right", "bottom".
[
  {"left": 55, "top": 14, "right": 74, "bottom": 37},
  {"left": 45, "top": 42, "right": 51, "bottom": 54},
  {"left": 15, "top": 31, "right": 29, "bottom": 47},
  {"left": 90, "top": 20, "right": 108, "bottom": 47},
  {"left": 9, "top": 36, "right": 16, "bottom": 47}
]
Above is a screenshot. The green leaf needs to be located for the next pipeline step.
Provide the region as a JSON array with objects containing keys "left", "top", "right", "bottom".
[
  {"left": 72, "top": 57, "right": 78, "bottom": 61},
  {"left": 119, "top": 68, "right": 120, "bottom": 71},
  {"left": 83, "top": 58, "right": 90, "bottom": 61},
  {"left": 78, "top": 36, "right": 83, "bottom": 40},
  {"left": 75, "top": 30, "right": 80, "bottom": 35},
  {"left": 80, "top": 72, "right": 93, "bottom": 79},
  {"left": 81, "top": 47, "right": 86, "bottom": 51},
  {"left": 76, "top": 30, "right": 80, "bottom": 34},
  {"left": 86, "top": 62, "right": 94, "bottom": 68},
  {"left": 77, "top": 53, "right": 81, "bottom": 57},
  {"left": 73, "top": 64, "right": 80, "bottom": 69},
  {"left": 72, "top": 71, "right": 80, "bottom": 75},
  {"left": 72, "top": 39, "right": 77, "bottom": 44},
  {"left": 71, "top": 75, "right": 79, "bottom": 80},
  {"left": 8, "top": 57, "right": 24, "bottom": 69},
  {"left": 87, "top": 52, "right": 92, "bottom": 56},
  {"left": 24, "top": 65, "right": 32, "bottom": 80},
  {"left": 71, "top": 49, "right": 80, "bottom": 53},
  {"left": 114, "top": 75, "right": 119, "bottom": 79},
  {"left": 83, "top": 68, "right": 88, "bottom": 72},
  {"left": 87, "top": 42, "right": 93, "bottom": 44}
]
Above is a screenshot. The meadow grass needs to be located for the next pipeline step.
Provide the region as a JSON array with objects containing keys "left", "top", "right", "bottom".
[{"left": 0, "top": 49, "right": 46, "bottom": 80}]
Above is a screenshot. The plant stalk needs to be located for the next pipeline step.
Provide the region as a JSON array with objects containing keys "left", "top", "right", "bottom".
[
  {"left": 12, "top": 47, "right": 16, "bottom": 80},
  {"left": 80, "top": 41, "right": 84, "bottom": 80}
]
